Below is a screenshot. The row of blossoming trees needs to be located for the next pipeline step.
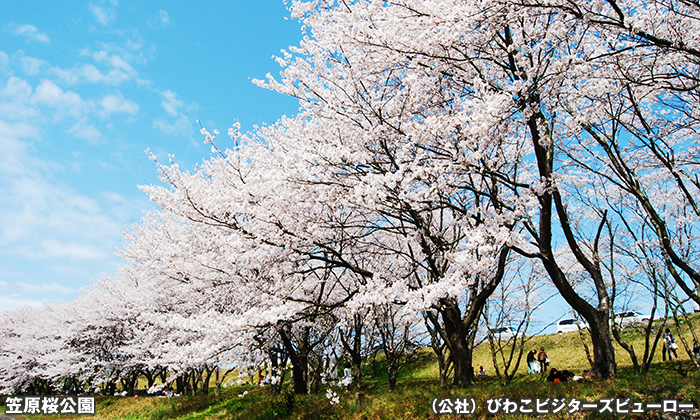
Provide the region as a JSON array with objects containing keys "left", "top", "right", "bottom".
[{"left": 3, "top": 0, "right": 700, "bottom": 396}]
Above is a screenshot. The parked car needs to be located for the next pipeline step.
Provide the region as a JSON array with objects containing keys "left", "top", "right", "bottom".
[
  {"left": 489, "top": 326, "right": 521, "bottom": 340},
  {"left": 613, "top": 311, "right": 651, "bottom": 328},
  {"left": 556, "top": 318, "right": 589, "bottom": 334}
]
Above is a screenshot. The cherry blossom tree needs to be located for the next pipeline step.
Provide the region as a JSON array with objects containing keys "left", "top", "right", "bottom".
[
  {"left": 520, "top": 0, "right": 700, "bottom": 307},
  {"left": 249, "top": 0, "right": 700, "bottom": 380}
]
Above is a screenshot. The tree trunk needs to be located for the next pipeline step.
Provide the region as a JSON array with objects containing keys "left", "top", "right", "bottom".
[
  {"left": 540, "top": 254, "right": 618, "bottom": 377},
  {"left": 588, "top": 313, "right": 617, "bottom": 378},
  {"left": 290, "top": 355, "right": 308, "bottom": 394},
  {"left": 175, "top": 373, "right": 185, "bottom": 394},
  {"left": 279, "top": 328, "right": 309, "bottom": 394},
  {"left": 440, "top": 302, "right": 474, "bottom": 386}
]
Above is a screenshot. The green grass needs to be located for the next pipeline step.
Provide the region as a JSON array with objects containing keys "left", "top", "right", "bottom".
[{"left": 5, "top": 320, "right": 700, "bottom": 419}]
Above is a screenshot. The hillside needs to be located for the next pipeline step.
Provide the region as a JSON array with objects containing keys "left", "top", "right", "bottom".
[{"left": 4, "top": 321, "right": 700, "bottom": 420}]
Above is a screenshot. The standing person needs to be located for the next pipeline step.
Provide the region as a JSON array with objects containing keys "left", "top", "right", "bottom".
[
  {"left": 538, "top": 347, "right": 549, "bottom": 374},
  {"left": 527, "top": 349, "right": 537, "bottom": 374},
  {"left": 327, "top": 353, "right": 338, "bottom": 380},
  {"left": 693, "top": 339, "right": 700, "bottom": 359},
  {"left": 342, "top": 363, "right": 353, "bottom": 392},
  {"left": 663, "top": 328, "right": 679, "bottom": 361}
]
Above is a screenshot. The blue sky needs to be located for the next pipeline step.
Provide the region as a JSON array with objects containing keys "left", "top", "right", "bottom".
[{"left": 0, "top": 0, "right": 301, "bottom": 311}]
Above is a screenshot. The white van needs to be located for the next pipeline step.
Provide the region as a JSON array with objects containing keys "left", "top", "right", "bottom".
[
  {"left": 489, "top": 326, "right": 521, "bottom": 340},
  {"left": 556, "top": 318, "right": 588, "bottom": 334},
  {"left": 613, "top": 311, "right": 651, "bottom": 328}
]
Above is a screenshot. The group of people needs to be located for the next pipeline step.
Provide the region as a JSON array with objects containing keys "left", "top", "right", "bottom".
[
  {"left": 546, "top": 368, "right": 590, "bottom": 383},
  {"left": 663, "top": 327, "right": 700, "bottom": 360},
  {"left": 527, "top": 346, "right": 594, "bottom": 383},
  {"left": 526, "top": 347, "right": 549, "bottom": 375},
  {"left": 518, "top": 326, "right": 699, "bottom": 383}
]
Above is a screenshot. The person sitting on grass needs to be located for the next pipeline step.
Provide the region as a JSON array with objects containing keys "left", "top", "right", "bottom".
[
  {"left": 571, "top": 370, "right": 584, "bottom": 381},
  {"left": 478, "top": 366, "right": 487, "bottom": 376},
  {"left": 561, "top": 370, "right": 577, "bottom": 382},
  {"left": 546, "top": 368, "right": 566, "bottom": 383}
]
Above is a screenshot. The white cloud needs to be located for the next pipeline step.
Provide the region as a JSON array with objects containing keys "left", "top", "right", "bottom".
[
  {"left": 11, "top": 23, "right": 50, "bottom": 43},
  {"left": 16, "top": 281, "right": 77, "bottom": 295},
  {"left": 0, "top": 280, "right": 79, "bottom": 313},
  {"left": 0, "top": 114, "right": 123, "bottom": 267},
  {"left": 0, "top": 132, "right": 122, "bottom": 261},
  {"left": 159, "top": 10, "right": 170, "bottom": 25},
  {"left": 52, "top": 64, "right": 126, "bottom": 85},
  {"left": 69, "top": 121, "right": 102, "bottom": 144},
  {"left": 2, "top": 77, "right": 32, "bottom": 101},
  {"left": 0, "top": 27, "right": 157, "bottom": 312},
  {"left": 31, "top": 79, "right": 89, "bottom": 115},
  {"left": 152, "top": 90, "right": 194, "bottom": 136},
  {"left": 0, "top": 51, "right": 9, "bottom": 68},
  {"left": 39, "top": 239, "right": 107, "bottom": 260},
  {"left": 90, "top": 4, "right": 117, "bottom": 26},
  {"left": 160, "top": 90, "right": 182, "bottom": 117},
  {"left": 21, "top": 56, "right": 47, "bottom": 75},
  {"left": 0, "top": 293, "right": 47, "bottom": 312},
  {"left": 0, "top": 78, "right": 37, "bottom": 121},
  {"left": 93, "top": 51, "right": 134, "bottom": 73},
  {"left": 101, "top": 94, "right": 138, "bottom": 114},
  {"left": 52, "top": 52, "right": 136, "bottom": 85},
  {"left": 153, "top": 114, "right": 192, "bottom": 136}
]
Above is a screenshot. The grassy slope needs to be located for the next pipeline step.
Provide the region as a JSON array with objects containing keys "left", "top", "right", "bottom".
[{"left": 5, "top": 318, "right": 700, "bottom": 420}]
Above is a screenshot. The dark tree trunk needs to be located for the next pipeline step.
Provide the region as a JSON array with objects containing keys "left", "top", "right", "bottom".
[
  {"left": 441, "top": 302, "right": 474, "bottom": 386},
  {"left": 589, "top": 314, "right": 617, "bottom": 378},
  {"left": 120, "top": 371, "right": 139, "bottom": 396},
  {"left": 175, "top": 374, "right": 185, "bottom": 394},
  {"left": 201, "top": 367, "right": 215, "bottom": 396},
  {"left": 279, "top": 328, "right": 309, "bottom": 394},
  {"left": 437, "top": 248, "right": 509, "bottom": 386}
]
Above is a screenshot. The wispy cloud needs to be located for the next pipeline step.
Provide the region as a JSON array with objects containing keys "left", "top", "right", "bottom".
[
  {"left": 90, "top": 4, "right": 117, "bottom": 26},
  {"left": 160, "top": 90, "right": 182, "bottom": 117},
  {"left": 159, "top": 10, "right": 170, "bottom": 26},
  {"left": 16, "top": 281, "right": 78, "bottom": 295},
  {"left": 10, "top": 23, "right": 50, "bottom": 43},
  {"left": 31, "top": 79, "right": 89, "bottom": 116},
  {"left": 0, "top": 77, "right": 37, "bottom": 121},
  {"left": 101, "top": 94, "right": 138, "bottom": 114},
  {"left": 51, "top": 51, "right": 137, "bottom": 86},
  {"left": 153, "top": 114, "right": 192, "bottom": 136},
  {"left": 153, "top": 90, "right": 193, "bottom": 136},
  {"left": 21, "top": 56, "right": 47, "bottom": 75},
  {"left": 69, "top": 121, "right": 102, "bottom": 144},
  {"left": 0, "top": 293, "right": 49, "bottom": 311}
]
